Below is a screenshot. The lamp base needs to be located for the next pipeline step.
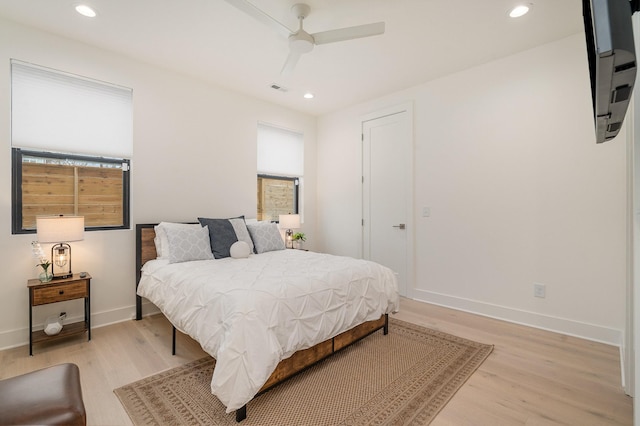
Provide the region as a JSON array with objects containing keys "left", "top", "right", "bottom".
[
  {"left": 285, "top": 229, "right": 293, "bottom": 249},
  {"left": 51, "top": 243, "right": 72, "bottom": 280},
  {"left": 52, "top": 272, "right": 73, "bottom": 280}
]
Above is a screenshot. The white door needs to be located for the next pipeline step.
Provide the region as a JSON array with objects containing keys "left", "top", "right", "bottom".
[{"left": 362, "top": 105, "right": 413, "bottom": 297}]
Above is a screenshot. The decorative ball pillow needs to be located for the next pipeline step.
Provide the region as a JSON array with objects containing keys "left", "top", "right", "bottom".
[
  {"left": 198, "top": 216, "right": 255, "bottom": 259},
  {"left": 230, "top": 241, "right": 251, "bottom": 259},
  {"left": 246, "top": 222, "right": 285, "bottom": 254}
]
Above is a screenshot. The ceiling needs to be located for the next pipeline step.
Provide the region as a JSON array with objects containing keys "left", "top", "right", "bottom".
[{"left": 0, "top": 0, "right": 585, "bottom": 116}]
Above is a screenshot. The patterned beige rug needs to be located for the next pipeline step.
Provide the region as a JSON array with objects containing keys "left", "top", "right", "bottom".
[{"left": 114, "top": 318, "right": 492, "bottom": 425}]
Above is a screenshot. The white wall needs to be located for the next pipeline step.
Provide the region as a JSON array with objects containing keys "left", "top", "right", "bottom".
[
  {"left": 317, "top": 34, "right": 628, "bottom": 345},
  {"left": 0, "top": 18, "right": 317, "bottom": 349},
  {"left": 0, "top": 17, "right": 627, "bottom": 355}
]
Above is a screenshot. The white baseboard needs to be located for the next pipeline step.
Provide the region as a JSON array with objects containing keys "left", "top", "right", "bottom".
[
  {"left": 0, "top": 293, "right": 622, "bottom": 353},
  {"left": 410, "top": 288, "right": 623, "bottom": 347},
  {"left": 0, "top": 303, "right": 161, "bottom": 352}
]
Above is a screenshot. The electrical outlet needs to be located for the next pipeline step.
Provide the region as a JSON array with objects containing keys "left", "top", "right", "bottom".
[{"left": 533, "top": 283, "right": 546, "bottom": 298}]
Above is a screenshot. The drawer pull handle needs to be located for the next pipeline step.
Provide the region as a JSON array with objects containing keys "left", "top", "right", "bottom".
[{"left": 59, "top": 290, "right": 64, "bottom": 295}]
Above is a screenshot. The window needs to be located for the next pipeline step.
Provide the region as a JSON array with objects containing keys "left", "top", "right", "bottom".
[
  {"left": 257, "top": 175, "right": 298, "bottom": 221},
  {"left": 257, "top": 123, "right": 304, "bottom": 222},
  {"left": 12, "top": 149, "right": 130, "bottom": 233},
  {"left": 10, "top": 60, "right": 132, "bottom": 234}
]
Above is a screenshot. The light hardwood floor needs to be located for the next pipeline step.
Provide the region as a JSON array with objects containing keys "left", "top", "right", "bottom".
[{"left": 0, "top": 298, "right": 632, "bottom": 425}]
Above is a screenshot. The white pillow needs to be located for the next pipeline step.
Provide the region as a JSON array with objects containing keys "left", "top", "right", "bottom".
[
  {"left": 230, "top": 241, "right": 251, "bottom": 258},
  {"left": 246, "top": 222, "right": 285, "bottom": 254},
  {"left": 153, "top": 225, "right": 168, "bottom": 259}
]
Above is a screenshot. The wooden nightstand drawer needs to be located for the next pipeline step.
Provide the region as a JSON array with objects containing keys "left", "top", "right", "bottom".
[{"left": 32, "top": 280, "right": 88, "bottom": 305}]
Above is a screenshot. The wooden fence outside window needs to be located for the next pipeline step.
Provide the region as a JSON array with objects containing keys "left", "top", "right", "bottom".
[
  {"left": 12, "top": 148, "right": 130, "bottom": 233},
  {"left": 257, "top": 176, "right": 297, "bottom": 222}
]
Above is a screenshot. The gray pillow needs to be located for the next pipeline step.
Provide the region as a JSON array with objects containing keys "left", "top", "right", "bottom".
[
  {"left": 246, "top": 222, "right": 285, "bottom": 254},
  {"left": 229, "top": 218, "right": 255, "bottom": 253},
  {"left": 198, "top": 216, "right": 254, "bottom": 259},
  {"left": 165, "top": 225, "right": 214, "bottom": 264}
]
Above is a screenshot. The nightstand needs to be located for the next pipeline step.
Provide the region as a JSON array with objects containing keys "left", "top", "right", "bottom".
[{"left": 27, "top": 273, "right": 91, "bottom": 356}]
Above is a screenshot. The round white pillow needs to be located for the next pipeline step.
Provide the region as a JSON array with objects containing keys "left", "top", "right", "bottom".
[{"left": 230, "top": 241, "right": 251, "bottom": 259}]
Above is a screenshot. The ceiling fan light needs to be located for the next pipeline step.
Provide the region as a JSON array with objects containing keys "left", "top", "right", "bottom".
[
  {"left": 303, "top": 93, "right": 314, "bottom": 99},
  {"left": 289, "top": 32, "right": 315, "bottom": 54},
  {"left": 509, "top": 5, "right": 530, "bottom": 18},
  {"left": 75, "top": 4, "right": 97, "bottom": 18}
]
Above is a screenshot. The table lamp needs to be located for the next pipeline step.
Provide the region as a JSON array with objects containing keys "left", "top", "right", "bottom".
[
  {"left": 36, "top": 215, "right": 84, "bottom": 279},
  {"left": 279, "top": 214, "right": 300, "bottom": 249}
]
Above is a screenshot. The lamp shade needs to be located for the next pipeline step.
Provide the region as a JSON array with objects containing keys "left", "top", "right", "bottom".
[
  {"left": 36, "top": 216, "right": 85, "bottom": 243},
  {"left": 279, "top": 214, "right": 300, "bottom": 230}
]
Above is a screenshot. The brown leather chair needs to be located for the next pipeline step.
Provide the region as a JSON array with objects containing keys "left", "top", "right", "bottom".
[{"left": 0, "top": 363, "right": 86, "bottom": 425}]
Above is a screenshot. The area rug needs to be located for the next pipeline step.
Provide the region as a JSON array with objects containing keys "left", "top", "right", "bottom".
[{"left": 114, "top": 318, "right": 492, "bottom": 425}]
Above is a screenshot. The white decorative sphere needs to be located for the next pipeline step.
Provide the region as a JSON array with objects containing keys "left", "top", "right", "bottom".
[{"left": 230, "top": 241, "right": 251, "bottom": 259}]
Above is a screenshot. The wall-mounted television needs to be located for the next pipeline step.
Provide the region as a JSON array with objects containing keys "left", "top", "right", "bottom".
[{"left": 582, "top": 0, "right": 639, "bottom": 143}]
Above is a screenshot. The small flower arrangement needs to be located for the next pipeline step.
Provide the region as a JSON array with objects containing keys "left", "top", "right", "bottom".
[
  {"left": 31, "top": 241, "right": 52, "bottom": 281},
  {"left": 292, "top": 232, "right": 306, "bottom": 250}
]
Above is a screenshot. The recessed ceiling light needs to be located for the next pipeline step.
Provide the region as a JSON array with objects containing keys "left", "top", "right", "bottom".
[
  {"left": 75, "top": 4, "right": 97, "bottom": 18},
  {"left": 303, "top": 93, "right": 314, "bottom": 99},
  {"left": 509, "top": 4, "right": 530, "bottom": 18}
]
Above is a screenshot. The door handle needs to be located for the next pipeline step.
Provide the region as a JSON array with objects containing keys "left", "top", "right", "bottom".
[{"left": 392, "top": 224, "right": 406, "bottom": 230}]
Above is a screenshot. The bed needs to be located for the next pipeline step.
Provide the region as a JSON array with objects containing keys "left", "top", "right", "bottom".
[{"left": 135, "top": 221, "right": 399, "bottom": 421}]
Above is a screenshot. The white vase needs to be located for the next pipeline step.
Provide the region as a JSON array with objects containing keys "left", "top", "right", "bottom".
[{"left": 44, "top": 316, "right": 63, "bottom": 335}]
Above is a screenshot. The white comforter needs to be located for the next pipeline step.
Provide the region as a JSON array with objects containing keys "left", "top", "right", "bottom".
[{"left": 137, "top": 249, "right": 399, "bottom": 412}]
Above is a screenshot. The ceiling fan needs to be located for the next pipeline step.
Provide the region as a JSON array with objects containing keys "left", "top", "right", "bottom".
[{"left": 224, "top": 0, "right": 385, "bottom": 77}]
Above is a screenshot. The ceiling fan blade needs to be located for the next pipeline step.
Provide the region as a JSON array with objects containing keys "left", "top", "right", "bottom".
[
  {"left": 223, "top": 0, "right": 293, "bottom": 38},
  {"left": 312, "top": 22, "right": 385, "bottom": 45},
  {"left": 281, "top": 51, "right": 301, "bottom": 77}
]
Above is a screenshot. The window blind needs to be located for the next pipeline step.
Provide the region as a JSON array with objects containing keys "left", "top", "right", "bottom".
[
  {"left": 11, "top": 60, "right": 133, "bottom": 158},
  {"left": 257, "top": 123, "right": 304, "bottom": 176}
]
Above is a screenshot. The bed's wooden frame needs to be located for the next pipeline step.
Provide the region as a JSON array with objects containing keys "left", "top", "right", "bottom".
[{"left": 135, "top": 223, "right": 388, "bottom": 422}]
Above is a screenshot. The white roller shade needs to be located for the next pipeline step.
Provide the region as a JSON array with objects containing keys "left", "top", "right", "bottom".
[
  {"left": 11, "top": 60, "right": 133, "bottom": 158},
  {"left": 257, "top": 123, "right": 303, "bottom": 176}
]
